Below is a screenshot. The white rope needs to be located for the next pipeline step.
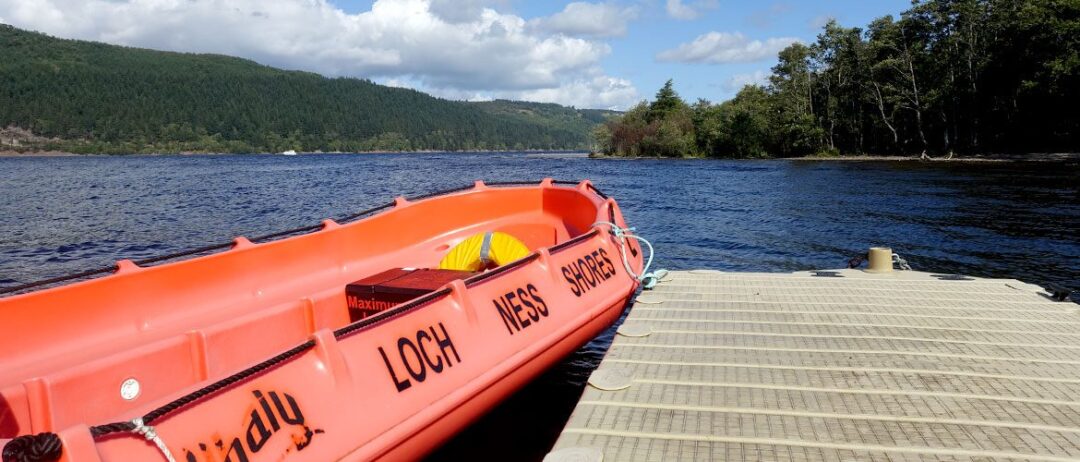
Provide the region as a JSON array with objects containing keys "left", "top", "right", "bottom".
[
  {"left": 892, "top": 252, "right": 913, "bottom": 271},
  {"left": 131, "top": 418, "right": 177, "bottom": 462},
  {"left": 592, "top": 221, "right": 657, "bottom": 286}
]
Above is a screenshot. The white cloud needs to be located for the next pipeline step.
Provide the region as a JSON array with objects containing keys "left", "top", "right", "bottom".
[
  {"left": 427, "top": 87, "right": 495, "bottom": 102},
  {"left": 665, "top": 0, "right": 716, "bottom": 21},
  {"left": 506, "top": 72, "right": 640, "bottom": 110},
  {"left": 382, "top": 78, "right": 414, "bottom": 89},
  {"left": 530, "top": 2, "right": 639, "bottom": 38},
  {"left": 428, "top": 0, "right": 505, "bottom": 24},
  {"left": 0, "top": 0, "right": 638, "bottom": 109},
  {"left": 656, "top": 31, "right": 799, "bottom": 64},
  {"left": 724, "top": 70, "right": 770, "bottom": 92}
]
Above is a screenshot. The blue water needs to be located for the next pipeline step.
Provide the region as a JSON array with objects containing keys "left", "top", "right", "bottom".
[{"left": 1, "top": 153, "right": 1078, "bottom": 459}]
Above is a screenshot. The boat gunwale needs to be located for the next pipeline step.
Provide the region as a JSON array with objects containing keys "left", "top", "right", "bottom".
[{"left": 0, "top": 179, "right": 606, "bottom": 298}]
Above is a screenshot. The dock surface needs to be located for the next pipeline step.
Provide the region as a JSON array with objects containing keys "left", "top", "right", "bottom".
[{"left": 547, "top": 269, "right": 1080, "bottom": 461}]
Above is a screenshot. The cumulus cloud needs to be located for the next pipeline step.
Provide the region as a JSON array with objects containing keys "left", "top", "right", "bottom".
[
  {"left": 530, "top": 2, "right": 639, "bottom": 38},
  {"left": 507, "top": 72, "right": 639, "bottom": 110},
  {"left": 381, "top": 78, "right": 414, "bottom": 89},
  {"left": 656, "top": 31, "right": 799, "bottom": 64},
  {"left": 665, "top": 0, "right": 717, "bottom": 21},
  {"left": 0, "top": 0, "right": 639, "bottom": 109},
  {"left": 427, "top": 87, "right": 495, "bottom": 102},
  {"left": 428, "top": 0, "right": 505, "bottom": 24},
  {"left": 724, "top": 70, "right": 771, "bottom": 92}
]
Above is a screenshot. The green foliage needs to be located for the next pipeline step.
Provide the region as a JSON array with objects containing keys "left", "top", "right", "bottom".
[
  {"left": 710, "top": 86, "right": 772, "bottom": 158},
  {"left": 647, "top": 79, "right": 687, "bottom": 123},
  {"left": 595, "top": 0, "right": 1080, "bottom": 158},
  {"left": 595, "top": 81, "right": 698, "bottom": 157},
  {"left": 0, "top": 25, "right": 606, "bottom": 153},
  {"left": 782, "top": 0, "right": 1080, "bottom": 155}
]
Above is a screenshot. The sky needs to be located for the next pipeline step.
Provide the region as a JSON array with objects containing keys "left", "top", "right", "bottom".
[{"left": 0, "top": 0, "right": 911, "bottom": 110}]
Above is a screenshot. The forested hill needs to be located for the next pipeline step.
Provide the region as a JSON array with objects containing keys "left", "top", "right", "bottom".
[{"left": 0, "top": 25, "right": 610, "bottom": 154}]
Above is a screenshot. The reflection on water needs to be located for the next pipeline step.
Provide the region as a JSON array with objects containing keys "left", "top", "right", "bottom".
[{"left": 1, "top": 153, "right": 1077, "bottom": 460}]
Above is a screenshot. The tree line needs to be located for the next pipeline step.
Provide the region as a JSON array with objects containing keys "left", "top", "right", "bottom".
[
  {"left": 595, "top": 0, "right": 1080, "bottom": 158},
  {"left": 0, "top": 25, "right": 607, "bottom": 154}
]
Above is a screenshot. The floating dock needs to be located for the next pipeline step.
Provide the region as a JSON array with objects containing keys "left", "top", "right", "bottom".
[{"left": 547, "top": 268, "right": 1080, "bottom": 461}]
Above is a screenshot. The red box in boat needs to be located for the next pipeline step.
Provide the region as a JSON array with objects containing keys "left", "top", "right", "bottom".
[{"left": 346, "top": 268, "right": 474, "bottom": 321}]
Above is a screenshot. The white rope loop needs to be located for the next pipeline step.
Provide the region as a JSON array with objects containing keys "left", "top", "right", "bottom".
[
  {"left": 131, "top": 418, "right": 177, "bottom": 462},
  {"left": 591, "top": 221, "right": 655, "bottom": 284},
  {"left": 892, "top": 252, "right": 913, "bottom": 271}
]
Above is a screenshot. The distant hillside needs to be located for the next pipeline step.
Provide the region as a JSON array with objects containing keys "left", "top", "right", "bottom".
[
  {"left": 0, "top": 25, "right": 617, "bottom": 154},
  {"left": 472, "top": 99, "right": 620, "bottom": 132}
]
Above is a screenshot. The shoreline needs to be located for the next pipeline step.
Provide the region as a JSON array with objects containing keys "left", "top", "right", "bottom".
[
  {"left": 589, "top": 153, "right": 1080, "bottom": 163},
  {"left": 790, "top": 153, "right": 1080, "bottom": 163},
  {"left": 3, "top": 150, "right": 1078, "bottom": 163},
  {"left": 0, "top": 149, "right": 590, "bottom": 158}
]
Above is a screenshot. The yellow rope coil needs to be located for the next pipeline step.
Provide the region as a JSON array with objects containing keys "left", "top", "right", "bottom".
[{"left": 438, "top": 231, "right": 530, "bottom": 271}]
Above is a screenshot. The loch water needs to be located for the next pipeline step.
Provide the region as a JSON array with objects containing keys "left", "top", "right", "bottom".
[{"left": 1, "top": 152, "right": 1077, "bottom": 460}]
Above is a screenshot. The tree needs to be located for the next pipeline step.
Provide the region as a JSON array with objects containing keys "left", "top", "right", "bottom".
[
  {"left": 598, "top": 81, "right": 697, "bottom": 157},
  {"left": 770, "top": 43, "right": 824, "bottom": 156},
  {"left": 710, "top": 86, "right": 772, "bottom": 158},
  {"left": 647, "top": 79, "right": 687, "bottom": 122}
]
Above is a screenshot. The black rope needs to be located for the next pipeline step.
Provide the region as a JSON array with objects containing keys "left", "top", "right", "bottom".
[
  {"left": 88, "top": 422, "right": 136, "bottom": 439},
  {"left": 1046, "top": 284, "right": 1077, "bottom": 303},
  {"left": 847, "top": 253, "right": 869, "bottom": 269},
  {"left": 337, "top": 202, "right": 396, "bottom": 224},
  {"left": 133, "top": 243, "right": 235, "bottom": 266},
  {"left": 249, "top": 224, "right": 325, "bottom": 244},
  {"left": 549, "top": 229, "right": 599, "bottom": 255},
  {"left": 143, "top": 340, "right": 316, "bottom": 425},
  {"left": 483, "top": 181, "right": 541, "bottom": 187},
  {"left": 584, "top": 183, "right": 608, "bottom": 199},
  {"left": 406, "top": 185, "right": 476, "bottom": 202},
  {"left": 333, "top": 287, "right": 452, "bottom": 339},
  {"left": 463, "top": 254, "right": 540, "bottom": 288},
  {"left": 2, "top": 433, "right": 62, "bottom": 462},
  {"left": 486, "top": 180, "right": 608, "bottom": 199},
  {"left": 87, "top": 339, "right": 317, "bottom": 441},
  {"left": 0, "top": 265, "right": 117, "bottom": 296}
]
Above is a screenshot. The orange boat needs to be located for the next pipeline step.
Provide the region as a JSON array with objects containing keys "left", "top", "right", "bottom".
[{"left": 0, "top": 179, "right": 647, "bottom": 462}]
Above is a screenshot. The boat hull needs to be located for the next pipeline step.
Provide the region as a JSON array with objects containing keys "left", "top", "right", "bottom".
[{"left": 0, "top": 179, "right": 643, "bottom": 461}]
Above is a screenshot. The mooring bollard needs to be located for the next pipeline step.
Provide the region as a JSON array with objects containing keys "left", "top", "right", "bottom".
[{"left": 866, "top": 247, "right": 893, "bottom": 272}]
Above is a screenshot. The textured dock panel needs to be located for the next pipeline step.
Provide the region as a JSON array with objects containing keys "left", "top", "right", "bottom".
[{"left": 549, "top": 269, "right": 1080, "bottom": 461}]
